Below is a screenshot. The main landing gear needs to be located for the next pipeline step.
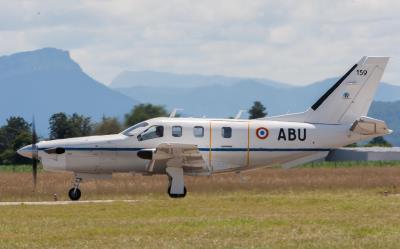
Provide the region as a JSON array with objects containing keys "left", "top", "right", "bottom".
[
  {"left": 167, "top": 183, "right": 187, "bottom": 198},
  {"left": 68, "top": 177, "right": 82, "bottom": 201},
  {"left": 166, "top": 167, "right": 187, "bottom": 198}
]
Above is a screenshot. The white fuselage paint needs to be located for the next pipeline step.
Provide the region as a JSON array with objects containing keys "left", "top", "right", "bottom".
[{"left": 33, "top": 117, "right": 372, "bottom": 176}]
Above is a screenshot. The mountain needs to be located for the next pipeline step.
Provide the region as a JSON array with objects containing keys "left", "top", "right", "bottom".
[
  {"left": 1, "top": 50, "right": 398, "bottom": 144},
  {"left": 309, "top": 77, "right": 400, "bottom": 102},
  {"left": 0, "top": 48, "right": 137, "bottom": 136},
  {"left": 111, "top": 72, "right": 400, "bottom": 145},
  {"left": 368, "top": 101, "right": 400, "bottom": 146},
  {"left": 110, "top": 70, "right": 292, "bottom": 89},
  {"left": 112, "top": 78, "right": 400, "bottom": 117},
  {"left": 112, "top": 70, "right": 400, "bottom": 101}
]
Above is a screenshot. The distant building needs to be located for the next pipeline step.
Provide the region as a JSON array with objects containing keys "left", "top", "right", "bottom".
[{"left": 327, "top": 147, "right": 400, "bottom": 161}]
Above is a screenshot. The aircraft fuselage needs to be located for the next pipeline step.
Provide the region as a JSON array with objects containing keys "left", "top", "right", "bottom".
[{"left": 20, "top": 117, "right": 372, "bottom": 176}]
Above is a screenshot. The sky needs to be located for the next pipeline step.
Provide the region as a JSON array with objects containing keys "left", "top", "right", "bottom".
[{"left": 0, "top": 0, "right": 399, "bottom": 85}]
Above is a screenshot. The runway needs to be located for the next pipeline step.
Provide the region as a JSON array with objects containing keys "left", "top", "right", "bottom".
[{"left": 0, "top": 200, "right": 138, "bottom": 206}]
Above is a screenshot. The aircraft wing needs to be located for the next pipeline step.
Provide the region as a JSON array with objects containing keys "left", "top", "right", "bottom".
[{"left": 139, "top": 143, "right": 207, "bottom": 173}]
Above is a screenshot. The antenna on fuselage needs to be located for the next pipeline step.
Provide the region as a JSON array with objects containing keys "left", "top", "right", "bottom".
[
  {"left": 169, "top": 108, "right": 183, "bottom": 118},
  {"left": 234, "top": 110, "right": 247, "bottom": 119}
]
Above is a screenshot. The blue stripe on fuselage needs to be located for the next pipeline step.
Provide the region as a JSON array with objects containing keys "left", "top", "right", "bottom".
[
  {"left": 200, "top": 148, "right": 330, "bottom": 152},
  {"left": 38, "top": 147, "right": 330, "bottom": 152}
]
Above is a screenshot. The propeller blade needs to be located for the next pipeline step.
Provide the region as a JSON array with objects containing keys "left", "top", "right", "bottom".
[
  {"left": 33, "top": 157, "right": 37, "bottom": 190},
  {"left": 32, "top": 117, "right": 37, "bottom": 145},
  {"left": 32, "top": 117, "right": 38, "bottom": 190}
]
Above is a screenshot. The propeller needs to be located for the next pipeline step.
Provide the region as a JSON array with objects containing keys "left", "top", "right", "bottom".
[{"left": 31, "top": 117, "right": 38, "bottom": 190}]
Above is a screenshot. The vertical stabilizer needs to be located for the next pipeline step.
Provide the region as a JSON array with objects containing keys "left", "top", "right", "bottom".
[{"left": 266, "top": 56, "right": 389, "bottom": 124}]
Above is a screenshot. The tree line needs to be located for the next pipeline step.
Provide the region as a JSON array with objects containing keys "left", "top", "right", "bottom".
[
  {"left": 0, "top": 104, "right": 168, "bottom": 164},
  {"left": 0, "top": 101, "right": 391, "bottom": 165}
]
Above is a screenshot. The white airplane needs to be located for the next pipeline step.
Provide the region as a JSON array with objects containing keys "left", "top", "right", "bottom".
[{"left": 18, "top": 56, "right": 392, "bottom": 200}]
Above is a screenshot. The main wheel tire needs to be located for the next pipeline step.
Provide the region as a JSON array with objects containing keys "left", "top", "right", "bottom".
[
  {"left": 167, "top": 186, "right": 187, "bottom": 198},
  {"left": 68, "top": 188, "right": 81, "bottom": 201}
]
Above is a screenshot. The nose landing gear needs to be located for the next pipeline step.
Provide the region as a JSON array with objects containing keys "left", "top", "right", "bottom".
[{"left": 68, "top": 177, "right": 82, "bottom": 201}]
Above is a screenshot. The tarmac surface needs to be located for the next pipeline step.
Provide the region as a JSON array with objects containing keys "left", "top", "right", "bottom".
[{"left": 0, "top": 200, "right": 138, "bottom": 206}]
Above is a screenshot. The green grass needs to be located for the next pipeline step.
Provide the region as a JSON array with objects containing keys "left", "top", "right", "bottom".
[
  {"left": 0, "top": 190, "right": 400, "bottom": 249},
  {"left": 0, "top": 165, "right": 38, "bottom": 172},
  {"left": 303, "top": 160, "right": 400, "bottom": 168},
  {"left": 1, "top": 166, "right": 400, "bottom": 248},
  {"left": 1, "top": 161, "right": 400, "bottom": 173}
]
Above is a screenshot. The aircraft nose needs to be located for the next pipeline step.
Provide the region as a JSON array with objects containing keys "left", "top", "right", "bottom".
[{"left": 17, "top": 144, "right": 34, "bottom": 159}]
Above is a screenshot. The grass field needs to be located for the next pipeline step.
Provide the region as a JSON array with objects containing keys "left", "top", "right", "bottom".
[
  {"left": 2, "top": 160, "right": 400, "bottom": 172},
  {"left": 1, "top": 165, "right": 400, "bottom": 248}
]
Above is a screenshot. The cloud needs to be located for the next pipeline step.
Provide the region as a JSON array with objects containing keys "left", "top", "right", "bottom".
[
  {"left": 268, "top": 26, "right": 296, "bottom": 44},
  {"left": 0, "top": 0, "right": 399, "bottom": 85}
]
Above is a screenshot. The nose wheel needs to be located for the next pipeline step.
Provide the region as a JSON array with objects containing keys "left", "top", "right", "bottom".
[
  {"left": 68, "top": 177, "right": 82, "bottom": 201},
  {"left": 68, "top": 187, "right": 81, "bottom": 201}
]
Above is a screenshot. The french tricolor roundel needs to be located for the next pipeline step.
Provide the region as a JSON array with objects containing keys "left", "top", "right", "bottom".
[{"left": 256, "top": 127, "right": 269, "bottom": 139}]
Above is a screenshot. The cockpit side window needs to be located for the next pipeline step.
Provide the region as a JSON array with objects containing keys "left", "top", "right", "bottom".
[
  {"left": 121, "top": 122, "right": 149, "bottom": 136},
  {"left": 137, "top": 125, "right": 164, "bottom": 141}
]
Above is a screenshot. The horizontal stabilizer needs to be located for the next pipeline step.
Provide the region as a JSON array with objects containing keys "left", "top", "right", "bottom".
[{"left": 350, "top": 116, "right": 392, "bottom": 136}]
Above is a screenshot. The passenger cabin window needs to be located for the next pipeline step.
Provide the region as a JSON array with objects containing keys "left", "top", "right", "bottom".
[
  {"left": 121, "top": 122, "right": 149, "bottom": 136},
  {"left": 221, "top": 127, "right": 232, "bottom": 138},
  {"left": 137, "top": 125, "right": 164, "bottom": 141},
  {"left": 193, "top": 126, "right": 204, "bottom": 137},
  {"left": 172, "top": 126, "right": 182, "bottom": 137}
]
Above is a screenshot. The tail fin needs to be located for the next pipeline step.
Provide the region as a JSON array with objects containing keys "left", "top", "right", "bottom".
[{"left": 267, "top": 56, "right": 389, "bottom": 124}]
